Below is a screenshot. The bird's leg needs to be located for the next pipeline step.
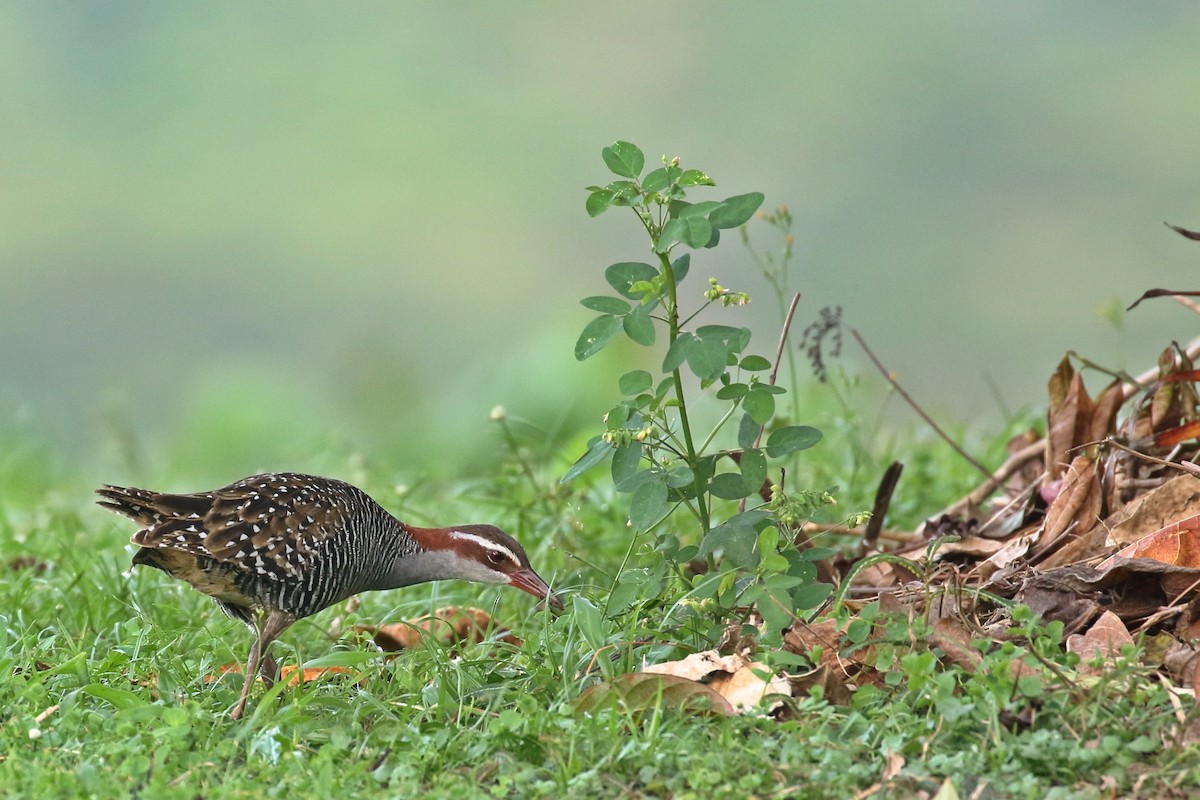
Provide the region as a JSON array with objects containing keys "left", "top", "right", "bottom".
[
  {"left": 230, "top": 610, "right": 295, "bottom": 720},
  {"left": 259, "top": 652, "right": 280, "bottom": 688}
]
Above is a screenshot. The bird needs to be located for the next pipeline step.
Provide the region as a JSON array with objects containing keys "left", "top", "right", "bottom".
[{"left": 97, "top": 472, "right": 562, "bottom": 719}]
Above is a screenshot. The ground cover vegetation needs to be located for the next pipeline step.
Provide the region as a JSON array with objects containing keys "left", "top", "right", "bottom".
[{"left": 3, "top": 145, "right": 1200, "bottom": 798}]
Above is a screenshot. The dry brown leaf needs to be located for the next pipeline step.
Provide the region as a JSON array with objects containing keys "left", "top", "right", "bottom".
[
  {"left": 1151, "top": 346, "right": 1189, "bottom": 432},
  {"left": 783, "top": 617, "right": 844, "bottom": 656},
  {"left": 1037, "top": 526, "right": 1110, "bottom": 571},
  {"left": 640, "top": 650, "right": 740, "bottom": 682},
  {"left": 788, "top": 662, "right": 855, "bottom": 706},
  {"left": 881, "top": 751, "right": 905, "bottom": 782},
  {"left": 204, "top": 663, "right": 361, "bottom": 686},
  {"left": 574, "top": 673, "right": 734, "bottom": 717},
  {"left": 1107, "top": 475, "right": 1200, "bottom": 547},
  {"left": 1089, "top": 380, "right": 1123, "bottom": 444},
  {"left": 1047, "top": 359, "right": 1094, "bottom": 480},
  {"left": 1100, "top": 513, "right": 1200, "bottom": 570},
  {"left": 641, "top": 650, "right": 791, "bottom": 713},
  {"left": 1015, "top": 578, "right": 1100, "bottom": 633},
  {"left": 977, "top": 530, "right": 1036, "bottom": 583},
  {"left": 1164, "top": 639, "right": 1200, "bottom": 688},
  {"left": 1038, "top": 456, "right": 1100, "bottom": 552},
  {"left": 278, "top": 665, "right": 362, "bottom": 686},
  {"left": 928, "top": 536, "right": 1006, "bottom": 560},
  {"left": 358, "top": 606, "right": 522, "bottom": 651},
  {"left": 930, "top": 618, "right": 983, "bottom": 671},
  {"left": 1156, "top": 419, "right": 1200, "bottom": 448},
  {"left": 1066, "top": 610, "right": 1135, "bottom": 670}
]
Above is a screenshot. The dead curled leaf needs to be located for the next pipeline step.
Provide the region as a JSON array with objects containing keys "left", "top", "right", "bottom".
[
  {"left": 1065, "top": 610, "right": 1135, "bottom": 671},
  {"left": 574, "top": 651, "right": 790, "bottom": 718},
  {"left": 1105, "top": 475, "right": 1200, "bottom": 547},
  {"left": 640, "top": 650, "right": 791, "bottom": 714},
  {"left": 357, "top": 606, "right": 522, "bottom": 651},
  {"left": 1037, "top": 455, "right": 1100, "bottom": 553},
  {"left": 204, "top": 663, "right": 361, "bottom": 686},
  {"left": 1100, "top": 513, "right": 1200, "bottom": 570},
  {"left": 574, "top": 673, "right": 734, "bottom": 717},
  {"left": 278, "top": 665, "right": 362, "bottom": 686}
]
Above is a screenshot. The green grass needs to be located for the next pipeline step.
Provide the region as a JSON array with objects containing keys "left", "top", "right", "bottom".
[{"left": 2, "top": 408, "right": 1199, "bottom": 799}]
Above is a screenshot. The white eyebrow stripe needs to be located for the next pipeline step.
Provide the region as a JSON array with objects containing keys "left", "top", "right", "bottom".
[{"left": 449, "top": 531, "right": 521, "bottom": 565}]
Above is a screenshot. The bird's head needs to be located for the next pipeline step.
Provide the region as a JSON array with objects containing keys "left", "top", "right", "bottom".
[{"left": 399, "top": 523, "right": 563, "bottom": 610}]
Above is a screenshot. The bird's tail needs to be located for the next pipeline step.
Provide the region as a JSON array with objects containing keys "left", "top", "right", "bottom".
[{"left": 96, "top": 484, "right": 212, "bottom": 524}]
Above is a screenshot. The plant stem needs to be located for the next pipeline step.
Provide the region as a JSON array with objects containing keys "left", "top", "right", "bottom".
[{"left": 658, "top": 250, "right": 710, "bottom": 533}]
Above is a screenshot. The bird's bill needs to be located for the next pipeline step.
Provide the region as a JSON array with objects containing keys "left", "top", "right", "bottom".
[{"left": 508, "top": 567, "right": 564, "bottom": 611}]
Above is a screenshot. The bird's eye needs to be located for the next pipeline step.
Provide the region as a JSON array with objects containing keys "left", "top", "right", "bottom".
[{"left": 486, "top": 550, "right": 506, "bottom": 565}]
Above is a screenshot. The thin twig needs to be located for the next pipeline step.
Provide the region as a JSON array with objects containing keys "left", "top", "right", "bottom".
[
  {"left": 796, "top": 521, "right": 917, "bottom": 544},
  {"left": 743, "top": 291, "right": 803, "bottom": 513},
  {"left": 851, "top": 327, "right": 992, "bottom": 481},
  {"left": 862, "top": 461, "right": 903, "bottom": 554},
  {"left": 1100, "top": 436, "right": 1200, "bottom": 478},
  {"left": 751, "top": 292, "right": 802, "bottom": 452},
  {"left": 767, "top": 292, "right": 803, "bottom": 390},
  {"left": 1175, "top": 295, "right": 1200, "bottom": 315},
  {"left": 934, "top": 438, "right": 1046, "bottom": 520}
]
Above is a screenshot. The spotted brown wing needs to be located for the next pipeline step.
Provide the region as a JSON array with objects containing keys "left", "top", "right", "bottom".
[{"left": 98, "top": 473, "right": 360, "bottom": 580}]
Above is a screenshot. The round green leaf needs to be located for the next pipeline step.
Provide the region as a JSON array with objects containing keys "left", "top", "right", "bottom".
[
  {"left": 574, "top": 315, "right": 622, "bottom": 361},
  {"left": 602, "top": 141, "right": 645, "bottom": 179},
  {"left": 604, "top": 403, "right": 630, "bottom": 430},
  {"left": 665, "top": 464, "right": 695, "bottom": 489},
  {"left": 672, "top": 200, "right": 722, "bottom": 219},
  {"left": 709, "top": 472, "right": 750, "bottom": 500},
  {"left": 618, "top": 369, "right": 653, "bottom": 396},
  {"left": 670, "top": 253, "right": 691, "bottom": 284},
  {"left": 699, "top": 523, "right": 757, "bottom": 568},
  {"left": 739, "top": 447, "right": 767, "bottom": 494},
  {"left": 708, "top": 192, "right": 766, "bottom": 229},
  {"left": 580, "top": 295, "right": 631, "bottom": 314},
  {"left": 716, "top": 383, "right": 748, "bottom": 400},
  {"left": 611, "top": 442, "right": 642, "bottom": 485},
  {"left": 586, "top": 189, "right": 616, "bottom": 217},
  {"left": 678, "top": 169, "right": 715, "bottom": 187},
  {"left": 623, "top": 307, "right": 656, "bottom": 346},
  {"left": 686, "top": 337, "right": 728, "bottom": 382},
  {"left": 561, "top": 437, "right": 613, "bottom": 484},
  {"left": 662, "top": 216, "right": 713, "bottom": 250},
  {"left": 642, "top": 167, "right": 669, "bottom": 192},
  {"left": 742, "top": 387, "right": 776, "bottom": 425},
  {"left": 605, "top": 262, "right": 659, "bottom": 299},
  {"left": 737, "top": 412, "right": 761, "bottom": 449},
  {"left": 759, "top": 586, "right": 795, "bottom": 631},
  {"left": 739, "top": 354, "right": 772, "bottom": 371},
  {"left": 662, "top": 332, "right": 697, "bottom": 373},
  {"left": 629, "top": 478, "right": 669, "bottom": 529},
  {"left": 697, "top": 325, "right": 751, "bottom": 354},
  {"left": 606, "top": 180, "right": 640, "bottom": 203},
  {"left": 792, "top": 582, "right": 834, "bottom": 611},
  {"left": 616, "top": 468, "right": 661, "bottom": 494},
  {"left": 765, "top": 425, "right": 823, "bottom": 457}
]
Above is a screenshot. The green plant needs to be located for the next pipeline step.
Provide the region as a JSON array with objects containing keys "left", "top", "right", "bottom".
[{"left": 563, "top": 141, "right": 831, "bottom": 648}]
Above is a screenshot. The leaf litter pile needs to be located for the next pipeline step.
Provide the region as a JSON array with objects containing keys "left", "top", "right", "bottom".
[{"left": 584, "top": 335, "right": 1200, "bottom": 732}]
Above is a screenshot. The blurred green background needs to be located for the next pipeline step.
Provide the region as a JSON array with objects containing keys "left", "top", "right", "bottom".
[{"left": 2, "top": 2, "right": 1198, "bottom": 481}]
